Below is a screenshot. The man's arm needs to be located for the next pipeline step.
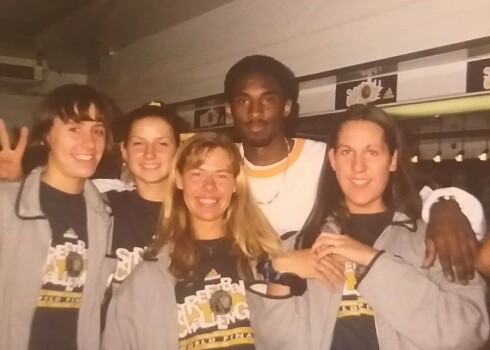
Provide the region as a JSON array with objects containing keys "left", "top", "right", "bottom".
[
  {"left": 477, "top": 235, "right": 490, "bottom": 276},
  {"left": 422, "top": 187, "right": 486, "bottom": 239},
  {"left": 421, "top": 186, "right": 485, "bottom": 284}
]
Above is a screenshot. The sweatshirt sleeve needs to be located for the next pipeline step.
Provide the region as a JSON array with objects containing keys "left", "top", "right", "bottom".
[
  {"left": 247, "top": 283, "right": 309, "bottom": 350},
  {"left": 100, "top": 284, "right": 139, "bottom": 350},
  {"left": 357, "top": 253, "right": 489, "bottom": 350}
]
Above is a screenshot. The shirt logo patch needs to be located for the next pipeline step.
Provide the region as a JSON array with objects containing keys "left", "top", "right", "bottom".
[
  {"left": 205, "top": 269, "right": 221, "bottom": 281},
  {"left": 62, "top": 228, "right": 78, "bottom": 240}
]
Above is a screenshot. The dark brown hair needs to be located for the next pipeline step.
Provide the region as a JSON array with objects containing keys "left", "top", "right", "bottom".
[
  {"left": 296, "top": 104, "right": 421, "bottom": 249},
  {"left": 120, "top": 101, "right": 187, "bottom": 146},
  {"left": 29, "top": 84, "right": 114, "bottom": 151}
]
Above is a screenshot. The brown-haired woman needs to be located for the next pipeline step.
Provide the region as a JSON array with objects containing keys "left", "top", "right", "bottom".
[
  {"left": 253, "top": 105, "right": 489, "bottom": 350},
  {"left": 0, "top": 84, "right": 115, "bottom": 350}
]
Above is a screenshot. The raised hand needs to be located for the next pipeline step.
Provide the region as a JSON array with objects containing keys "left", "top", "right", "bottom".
[
  {"left": 313, "top": 232, "right": 378, "bottom": 267},
  {"left": 0, "top": 119, "right": 28, "bottom": 181},
  {"left": 271, "top": 249, "right": 345, "bottom": 291}
]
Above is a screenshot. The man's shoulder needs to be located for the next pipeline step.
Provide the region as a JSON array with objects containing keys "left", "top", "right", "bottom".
[
  {"left": 293, "top": 138, "right": 327, "bottom": 165},
  {"left": 296, "top": 138, "right": 327, "bottom": 153}
]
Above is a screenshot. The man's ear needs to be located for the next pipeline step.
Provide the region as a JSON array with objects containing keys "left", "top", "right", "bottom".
[
  {"left": 176, "top": 172, "right": 183, "bottom": 190},
  {"left": 284, "top": 100, "right": 292, "bottom": 117},
  {"left": 390, "top": 150, "right": 398, "bottom": 172},
  {"left": 225, "top": 102, "right": 231, "bottom": 116},
  {"left": 328, "top": 148, "right": 337, "bottom": 171}
]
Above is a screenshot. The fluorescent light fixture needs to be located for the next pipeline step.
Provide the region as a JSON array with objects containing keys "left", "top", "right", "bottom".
[{"left": 384, "top": 93, "right": 490, "bottom": 118}]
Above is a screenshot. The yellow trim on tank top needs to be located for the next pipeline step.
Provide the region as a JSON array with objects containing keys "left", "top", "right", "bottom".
[{"left": 244, "top": 138, "right": 305, "bottom": 178}]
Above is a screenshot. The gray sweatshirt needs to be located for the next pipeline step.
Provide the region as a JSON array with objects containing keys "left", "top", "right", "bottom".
[
  {"left": 0, "top": 167, "right": 116, "bottom": 350},
  {"left": 102, "top": 247, "right": 270, "bottom": 350},
  {"left": 247, "top": 213, "right": 489, "bottom": 350}
]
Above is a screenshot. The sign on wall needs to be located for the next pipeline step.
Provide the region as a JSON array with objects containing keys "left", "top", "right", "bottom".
[
  {"left": 467, "top": 58, "right": 490, "bottom": 93},
  {"left": 335, "top": 74, "right": 397, "bottom": 110},
  {"left": 194, "top": 105, "right": 227, "bottom": 129}
]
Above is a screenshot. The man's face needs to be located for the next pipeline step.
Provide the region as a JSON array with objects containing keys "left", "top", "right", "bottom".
[{"left": 226, "top": 73, "right": 292, "bottom": 147}]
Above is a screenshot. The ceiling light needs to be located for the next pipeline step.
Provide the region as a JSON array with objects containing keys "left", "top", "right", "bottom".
[
  {"left": 433, "top": 151, "right": 442, "bottom": 163},
  {"left": 455, "top": 149, "right": 465, "bottom": 162},
  {"left": 479, "top": 137, "right": 489, "bottom": 161},
  {"left": 411, "top": 148, "right": 421, "bottom": 163},
  {"left": 479, "top": 148, "right": 489, "bottom": 161},
  {"left": 384, "top": 94, "right": 490, "bottom": 118},
  {"left": 455, "top": 121, "right": 466, "bottom": 163},
  {"left": 411, "top": 132, "right": 421, "bottom": 164}
]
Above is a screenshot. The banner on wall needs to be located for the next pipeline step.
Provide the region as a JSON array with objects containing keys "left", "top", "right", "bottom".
[
  {"left": 466, "top": 58, "right": 490, "bottom": 93},
  {"left": 335, "top": 74, "right": 397, "bottom": 110},
  {"left": 194, "top": 105, "right": 227, "bottom": 129}
]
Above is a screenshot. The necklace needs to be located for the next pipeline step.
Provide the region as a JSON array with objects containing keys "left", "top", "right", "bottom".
[
  {"left": 243, "top": 138, "right": 292, "bottom": 205},
  {"left": 197, "top": 238, "right": 227, "bottom": 256}
]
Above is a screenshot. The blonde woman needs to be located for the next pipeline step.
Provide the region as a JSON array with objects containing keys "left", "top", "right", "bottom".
[{"left": 102, "top": 132, "right": 280, "bottom": 350}]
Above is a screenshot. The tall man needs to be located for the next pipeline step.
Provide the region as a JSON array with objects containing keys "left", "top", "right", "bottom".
[{"left": 224, "top": 55, "right": 483, "bottom": 284}]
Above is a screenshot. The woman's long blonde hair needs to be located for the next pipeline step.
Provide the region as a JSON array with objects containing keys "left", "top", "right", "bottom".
[{"left": 152, "top": 132, "right": 280, "bottom": 280}]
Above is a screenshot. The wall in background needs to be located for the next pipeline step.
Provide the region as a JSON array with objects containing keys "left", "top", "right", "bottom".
[
  {"left": 0, "top": 92, "right": 42, "bottom": 129},
  {"left": 91, "top": 0, "right": 490, "bottom": 112},
  {"left": 0, "top": 71, "right": 88, "bottom": 128}
]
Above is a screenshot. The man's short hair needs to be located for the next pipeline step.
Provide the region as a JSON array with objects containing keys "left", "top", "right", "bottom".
[{"left": 224, "top": 55, "right": 299, "bottom": 103}]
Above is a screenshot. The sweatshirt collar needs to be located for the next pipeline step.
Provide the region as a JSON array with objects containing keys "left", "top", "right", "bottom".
[{"left": 15, "top": 167, "right": 111, "bottom": 220}]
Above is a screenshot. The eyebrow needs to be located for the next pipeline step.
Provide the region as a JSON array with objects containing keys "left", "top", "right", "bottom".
[
  {"left": 193, "top": 166, "right": 232, "bottom": 173},
  {"left": 336, "top": 143, "right": 383, "bottom": 149},
  {"left": 67, "top": 119, "right": 105, "bottom": 126},
  {"left": 130, "top": 135, "right": 172, "bottom": 139},
  {"left": 233, "top": 89, "right": 279, "bottom": 96}
]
